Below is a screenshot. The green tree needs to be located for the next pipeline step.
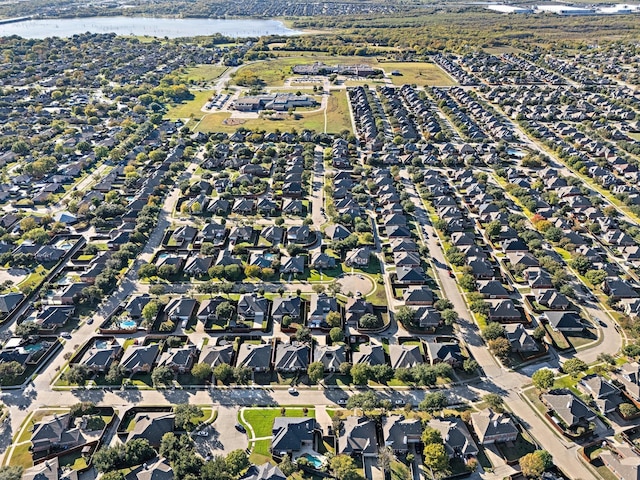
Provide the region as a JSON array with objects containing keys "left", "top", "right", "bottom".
[
  {"left": 63, "top": 365, "right": 90, "bottom": 385},
  {"left": 326, "top": 310, "right": 342, "bottom": 327},
  {"left": 585, "top": 269, "right": 607, "bottom": 286},
  {"left": 191, "top": 363, "right": 212, "bottom": 382},
  {"left": 485, "top": 220, "right": 502, "bottom": 239},
  {"left": 105, "top": 362, "right": 124, "bottom": 385},
  {"left": 233, "top": 366, "right": 252, "bottom": 384},
  {"left": 423, "top": 443, "right": 449, "bottom": 473},
  {"left": 142, "top": 300, "right": 160, "bottom": 324},
  {"left": 619, "top": 403, "right": 638, "bottom": 418},
  {"left": 295, "top": 325, "right": 312, "bottom": 343},
  {"left": 0, "top": 467, "right": 22, "bottom": 480},
  {"left": 482, "top": 393, "right": 505, "bottom": 412},
  {"left": 562, "top": 358, "right": 588, "bottom": 376},
  {"left": 488, "top": 337, "right": 511, "bottom": 359},
  {"left": 532, "top": 368, "right": 555, "bottom": 391},
  {"left": 174, "top": 404, "right": 203, "bottom": 431},
  {"left": 346, "top": 391, "right": 380, "bottom": 410},
  {"left": 520, "top": 450, "right": 551, "bottom": 478},
  {"left": 350, "top": 363, "right": 371, "bottom": 385},
  {"left": 137, "top": 263, "right": 157, "bottom": 278},
  {"left": 0, "top": 361, "right": 24, "bottom": 385},
  {"left": 421, "top": 426, "right": 443, "bottom": 445},
  {"left": 308, "top": 362, "right": 325, "bottom": 384},
  {"left": 278, "top": 454, "right": 298, "bottom": 476},
  {"left": 359, "top": 313, "right": 382, "bottom": 329},
  {"left": 482, "top": 322, "right": 505, "bottom": 340},
  {"left": 151, "top": 366, "right": 174, "bottom": 387},
  {"left": 213, "top": 363, "right": 234, "bottom": 384},
  {"left": 225, "top": 450, "right": 249, "bottom": 477},
  {"left": 330, "top": 455, "right": 363, "bottom": 480},
  {"left": 418, "top": 392, "right": 448, "bottom": 411},
  {"left": 395, "top": 306, "right": 415, "bottom": 325},
  {"left": 330, "top": 327, "right": 345, "bottom": 343},
  {"left": 15, "top": 321, "right": 39, "bottom": 338}
]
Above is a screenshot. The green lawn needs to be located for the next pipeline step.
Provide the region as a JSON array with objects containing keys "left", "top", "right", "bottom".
[
  {"left": 7, "top": 443, "right": 33, "bottom": 469},
  {"left": 383, "top": 62, "right": 457, "bottom": 86},
  {"left": 179, "top": 65, "right": 227, "bottom": 83},
  {"left": 391, "top": 461, "right": 411, "bottom": 480},
  {"left": 165, "top": 90, "right": 213, "bottom": 120},
  {"left": 242, "top": 407, "right": 316, "bottom": 438}
]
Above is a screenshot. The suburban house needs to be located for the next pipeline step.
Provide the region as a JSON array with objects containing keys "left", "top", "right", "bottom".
[
  {"left": 403, "top": 286, "right": 434, "bottom": 306},
  {"left": 345, "top": 247, "right": 370, "bottom": 267},
  {"left": 235, "top": 343, "right": 272, "bottom": 372},
  {"left": 352, "top": 344, "right": 385, "bottom": 366},
  {"left": 129, "top": 457, "right": 174, "bottom": 480},
  {"left": 313, "top": 344, "right": 346, "bottom": 372},
  {"left": 600, "top": 445, "right": 640, "bottom": 480},
  {"left": 308, "top": 293, "right": 339, "bottom": 327},
  {"left": 127, "top": 412, "right": 175, "bottom": 447},
  {"left": 504, "top": 324, "right": 538, "bottom": 353},
  {"left": 578, "top": 374, "right": 622, "bottom": 414},
  {"left": 237, "top": 294, "right": 268, "bottom": 326},
  {"left": 199, "top": 344, "right": 234, "bottom": 368},
  {"left": 470, "top": 410, "right": 518, "bottom": 444},
  {"left": 338, "top": 416, "right": 378, "bottom": 457},
  {"left": 157, "top": 344, "right": 198, "bottom": 373},
  {"left": 274, "top": 343, "right": 309, "bottom": 373},
  {"left": 241, "top": 463, "right": 287, "bottom": 480},
  {"left": 271, "top": 296, "right": 302, "bottom": 324},
  {"left": 425, "top": 342, "right": 463, "bottom": 367},
  {"left": 616, "top": 362, "right": 640, "bottom": 400},
  {"left": 541, "top": 391, "right": 597, "bottom": 429},
  {"left": 120, "top": 344, "right": 160, "bottom": 374},
  {"left": 428, "top": 417, "right": 479, "bottom": 459},
  {"left": 389, "top": 344, "right": 423, "bottom": 369},
  {"left": 271, "top": 417, "right": 319, "bottom": 456},
  {"left": 31, "top": 414, "right": 81, "bottom": 454},
  {"left": 545, "top": 311, "right": 585, "bottom": 332},
  {"left": 165, "top": 297, "right": 197, "bottom": 324},
  {"left": 80, "top": 339, "right": 122, "bottom": 373},
  {"left": 382, "top": 415, "right": 422, "bottom": 454}
]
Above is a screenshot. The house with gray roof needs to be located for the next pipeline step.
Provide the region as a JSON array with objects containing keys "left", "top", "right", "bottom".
[
  {"left": 120, "top": 344, "right": 160, "bottom": 374},
  {"left": 271, "top": 417, "right": 318, "bottom": 456},
  {"left": 199, "top": 344, "right": 234, "bottom": 368},
  {"left": 600, "top": 445, "right": 640, "bottom": 480},
  {"left": 352, "top": 344, "right": 385, "bottom": 366},
  {"left": 541, "top": 391, "right": 596, "bottom": 428},
  {"left": 389, "top": 344, "right": 422, "bottom": 369},
  {"left": 241, "top": 463, "right": 286, "bottom": 480},
  {"left": 504, "top": 324, "right": 538, "bottom": 353},
  {"left": 237, "top": 293, "right": 268, "bottom": 326},
  {"left": 157, "top": 344, "right": 197, "bottom": 373},
  {"left": 338, "top": 416, "right": 377, "bottom": 457},
  {"left": 488, "top": 299, "right": 522, "bottom": 323},
  {"left": 313, "top": 345, "right": 346, "bottom": 372},
  {"left": 578, "top": 374, "right": 622, "bottom": 414},
  {"left": 470, "top": 410, "right": 518, "bottom": 444},
  {"left": 308, "top": 293, "right": 338, "bottom": 327},
  {"left": 382, "top": 415, "right": 422, "bottom": 454},
  {"left": 428, "top": 417, "right": 478, "bottom": 459},
  {"left": 22, "top": 457, "right": 60, "bottom": 480},
  {"left": 127, "top": 412, "right": 175, "bottom": 447},
  {"left": 129, "top": 457, "right": 173, "bottom": 480},
  {"left": 80, "top": 339, "right": 122, "bottom": 373},
  {"left": 425, "top": 342, "right": 463, "bottom": 367},
  {"left": 0, "top": 292, "right": 23, "bottom": 317},
  {"left": 617, "top": 362, "right": 640, "bottom": 401},
  {"left": 274, "top": 343, "right": 309, "bottom": 373},
  {"left": 31, "top": 413, "right": 81, "bottom": 454},
  {"left": 236, "top": 343, "right": 271, "bottom": 372},
  {"left": 545, "top": 311, "right": 585, "bottom": 332},
  {"left": 271, "top": 296, "right": 302, "bottom": 324},
  {"left": 403, "top": 286, "right": 434, "bottom": 305}
]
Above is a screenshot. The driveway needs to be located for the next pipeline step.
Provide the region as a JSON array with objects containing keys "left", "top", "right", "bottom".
[{"left": 194, "top": 406, "right": 248, "bottom": 457}]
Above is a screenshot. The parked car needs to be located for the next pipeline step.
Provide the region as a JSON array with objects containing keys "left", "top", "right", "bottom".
[{"left": 235, "top": 423, "right": 246, "bottom": 433}]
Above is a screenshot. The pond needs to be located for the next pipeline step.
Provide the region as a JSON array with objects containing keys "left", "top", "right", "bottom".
[{"left": 0, "top": 16, "right": 303, "bottom": 39}]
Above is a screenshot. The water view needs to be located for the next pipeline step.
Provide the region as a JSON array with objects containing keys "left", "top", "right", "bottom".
[{"left": 0, "top": 16, "right": 303, "bottom": 39}]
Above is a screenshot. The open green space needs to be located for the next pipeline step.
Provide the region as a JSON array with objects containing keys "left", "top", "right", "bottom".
[
  {"left": 178, "top": 65, "right": 227, "bottom": 83},
  {"left": 242, "top": 407, "right": 316, "bottom": 438},
  {"left": 165, "top": 90, "right": 213, "bottom": 120},
  {"left": 382, "top": 62, "right": 457, "bottom": 86}
]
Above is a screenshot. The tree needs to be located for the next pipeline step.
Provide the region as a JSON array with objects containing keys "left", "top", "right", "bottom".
[
  {"left": 233, "top": 366, "right": 252, "bottom": 384},
  {"left": 378, "top": 446, "right": 393, "bottom": 475},
  {"left": 532, "top": 368, "right": 555, "bottom": 391},
  {"left": 485, "top": 220, "right": 502, "bottom": 239},
  {"left": 151, "top": 366, "right": 174, "bottom": 387},
  {"left": 158, "top": 264, "right": 176, "bottom": 279},
  {"left": 562, "top": 358, "right": 588, "bottom": 376},
  {"left": 359, "top": 313, "right": 382, "bottom": 329},
  {"left": 191, "top": 363, "right": 212, "bottom": 382},
  {"left": 482, "top": 322, "right": 505, "bottom": 340},
  {"left": 105, "top": 362, "right": 124, "bottom": 384},
  {"left": 423, "top": 443, "right": 449, "bottom": 473},
  {"left": 421, "top": 426, "right": 443, "bottom": 445},
  {"left": 418, "top": 392, "right": 448, "bottom": 411},
  {"left": 0, "top": 467, "right": 23, "bottom": 480},
  {"left": 137, "top": 263, "right": 157, "bottom": 278},
  {"left": 225, "top": 450, "right": 249, "bottom": 477},
  {"left": 63, "top": 365, "right": 90, "bottom": 385},
  {"left": 213, "top": 363, "right": 234, "bottom": 384},
  {"left": 70, "top": 401, "right": 96, "bottom": 418},
  {"left": 482, "top": 393, "right": 505, "bottom": 412},
  {"left": 395, "top": 306, "right": 415, "bottom": 326},
  {"left": 463, "top": 358, "right": 479, "bottom": 373},
  {"left": 350, "top": 363, "right": 371, "bottom": 385},
  {"left": 330, "top": 455, "right": 363, "bottom": 480},
  {"left": 295, "top": 325, "right": 312, "bottom": 343},
  {"left": 441, "top": 309, "right": 458, "bottom": 326},
  {"left": 142, "top": 300, "right": 160, "bottom": 324},
  {"left": 15, "top": 321, "right": 39, "bottom": 338},
  {"left": 0, "top": 361, "right": 23, "bottom": 385},
  {"left": 459, "top": 274, "right": 476, "bottom": 291},
  {"left": 326, "top": 310, "right": 342, "bottom": 327},
  {"left": 597, "top": 353, "right": 616, "bottom": 365},
  {"left": 330, "top": 327, "right": 345, "bottom": 343},
  {"left": 619, "top": 403, "right": 639, "bottom": 418},
  {"left": 278, "top": 454, "right": 298, "bottom": 476},
  {"left": 520, "top": 450, "right": 552, "bottom": 478},
  {"left": 585, "top": 269, "right": 607, "bottom": 286},
  {"left": 346, "top": 391, "right": 380, "bottom": 410},
  {"left": 488, "top": 337, "right": 511, "bottom": 359},
  {"left": 174, "top": 403, "right": 203, "bottom": 431},
  {"left": 215, "top": 301, "right": 234, "bottom": 321},
  {"left": 533, "top": 326, "right": 546, "bottom": 341},
  {"left": 308, "top": 362, "right": 325, "bottom": 384}
]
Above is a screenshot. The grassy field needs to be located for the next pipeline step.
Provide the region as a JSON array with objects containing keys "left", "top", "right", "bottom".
[
  {"left": 164, "top": 90, "right": 213, "bottom": 120},
  {"left": 242, "top": 407, "right": 316, "bottom": 438},
  {"left": 194, "top": 90, "right": 351, "bottom": 134},
  {"left": 382, "top": 62, "right": 457, "bottom": 86},
  {"left": 178, "top": 65, "right": 227, "bottom": 83}
]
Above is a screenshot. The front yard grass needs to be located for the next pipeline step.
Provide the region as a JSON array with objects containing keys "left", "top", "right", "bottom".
[{"left": 242, "top": 407, "right": 316, "bottom": 438}]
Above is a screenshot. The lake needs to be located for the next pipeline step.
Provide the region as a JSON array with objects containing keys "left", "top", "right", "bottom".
[{"left": 0, "top": 16, "right": 303, "bottom": 39}]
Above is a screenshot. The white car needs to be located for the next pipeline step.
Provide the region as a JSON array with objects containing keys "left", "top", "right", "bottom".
[
  {"left": 197, "top": 430, "right": 209, "bottom": 437},
  {"left": 288, "top": 387, "right": 297, "bottom": 394}
]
